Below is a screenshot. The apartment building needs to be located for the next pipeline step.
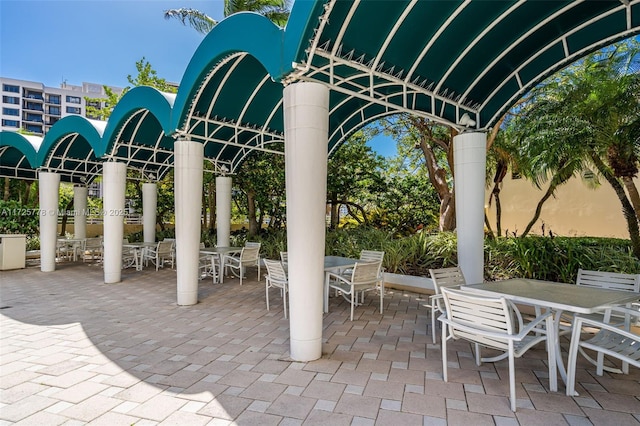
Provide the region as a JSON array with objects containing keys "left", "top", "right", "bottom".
[{"left": 0, "top": 77, "right": 123, "bottom": 135}]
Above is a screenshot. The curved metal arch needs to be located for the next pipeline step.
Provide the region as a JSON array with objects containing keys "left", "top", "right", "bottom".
[
  {"left": 102, "top": 86, "right": 175, "bottom": 158},
  {"left": 0, "top": 132, "right": 40, "bottom": 170},
  {"left": 36, "top": 116, "right": 105, "bottom": 168}
]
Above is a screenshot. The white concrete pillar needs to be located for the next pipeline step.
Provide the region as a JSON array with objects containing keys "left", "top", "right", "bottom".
[
  {"left": 103, "top": 162, "right": 126, "bottom": 283},
  {"left": 38, "top": 172, "right": 60, "bottom": 272},
  {"left": 174, "top": 139, "right": 204, "bottom": 305},
  {"left": 216, "top": 176, "right": 232, "bottom": 247},
  {"left": 73, "top": 185, "right": 88, "bottom": 239},
  {"left": 142, "top": 182, "right": 157, "bottom": 243},
  {"left": 284, "top": 82, "right": 329, "bottom": 362},
  {"left": 453, "top": 132, "right": 487, "bottom": 284}
]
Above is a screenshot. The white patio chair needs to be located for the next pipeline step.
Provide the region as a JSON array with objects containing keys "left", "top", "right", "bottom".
[
  {"left": 439, "top": 287, "right": 556, "bottom": 412},
  {"left": 144, "top": 240, "right": 174, "bottom": 271},
  {"left": 199, "top": 243, "right": 220, "bottom": 284},
  {"left": 566, "top": 269, "right": 640, "bottom": 374},
  {"left": 280, "top": 251, "right": 288, "bottom": 263},
  {"left": 327, "top": 261, "right": 382, "bottom": 321},
  {"left": 566, "top": 306, "right": 640, "bottom": 396},
  {"left": 428, "top": 267, "right": 466, "bottom": 343},
  {"left": 82, "top": 237, "right": 103, "bottom": 263},
  {"left": 264, "top": 259, "right": 289, "bottom": 319},
  {"left": 223, "top": 245, "right": 260, "bottom": 285},
  {"left": 340, "top": 250, "right": 385, "bottom": 304}
]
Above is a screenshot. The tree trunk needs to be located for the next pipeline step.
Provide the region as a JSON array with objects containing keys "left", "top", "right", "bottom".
[
  {"left": 60, "top": 198, "right": 74, "bottom": 236},
  {"left": 3, "top": 177, "right": 9, "bottom": 201},
  {"left": 490, "top": 161, "right": 508, "bottom": 237},
  {"left": 484, "top": 213, "right": 494, "bottom": 240},
  {"left": 521, "top": 169, "right": 573, "bottom": 237},
  {"left": 247, "top": 189, "right": 259, "bottom": 236},
  {"left": 418, "top": 138, "right": 455, "bottom": 231},
  {"left": 622, "top": 176, "right": 640, "bottom": 223},
  {"left": 23, "top": 181, "right": 32, "bottom": 205},
  {"left": 591, "top": 153, "right": 640, "bottom": 259},
  {"left": 330, "top": 193, "right": 339, "bottom": 229}
]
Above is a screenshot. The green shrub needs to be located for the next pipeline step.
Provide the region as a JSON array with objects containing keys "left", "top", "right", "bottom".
[{"left": 0, "top": 200, "right": 40, "bottom": 237}]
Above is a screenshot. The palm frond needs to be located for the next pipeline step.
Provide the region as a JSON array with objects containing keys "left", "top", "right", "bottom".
[{"left": 164, "top": 8, "right": 217, "bottom": 34}]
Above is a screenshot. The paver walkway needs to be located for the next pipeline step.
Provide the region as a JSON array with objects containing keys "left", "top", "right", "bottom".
[{"left": 1, "top": 263, "right": 639, "bottom": 425}]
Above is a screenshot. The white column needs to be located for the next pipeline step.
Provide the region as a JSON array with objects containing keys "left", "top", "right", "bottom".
[
  {"left": 453, "top": 132, "right": 487, "bottom": 284},
  {"left": 73, "top": 185, "right": 88, "bottom": 239},
  {"left": 284, "top": 82, "right": 329, "bottom": 361},
  {"left": 174, "top": 139, "right": 203, "bottom": 305},
  {"left": 39, "top": 172, "right": 60, "bottom": 272},
  {"left": 142, "top": 183, "right": 157, "bottom": 243},
  {"left": 216, "top": 176, "right": 232, "bottom": 247},
  {"left": 103, "top": 162, "right": 126, "bottom": 284}
]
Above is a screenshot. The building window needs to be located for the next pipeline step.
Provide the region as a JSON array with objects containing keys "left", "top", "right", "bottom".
[
  {"left": 24, "top": 124, "right": 43, "bottom": 134},
  {"left": 3, "top": 84, "right": 19, "bottom": 93},
  {"left": 66, "top": 106, "right": 81, "bottom": 114},
  {"left": 48, "top": 106, "right": 61, "bottom": 115},
  {"left": 2, "top": 119, "right": 19, "bottom": 127},
  {"left": 2, "top": 96, "right": 19, "bottom": 104},
  {"left": 47, "top": 94, "right": 61, "bottom": 105},
  {"left": 2, "top": 107, "right": 19, "bottom": 116},
  {"left": 66, "top": 95, "right": 81, "bottom": 104}
]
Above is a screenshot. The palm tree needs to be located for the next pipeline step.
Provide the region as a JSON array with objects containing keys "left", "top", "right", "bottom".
[
  {"left": 164, "top": 0, "right": 290, "bottom": 34},
  {"left": 506, "top": 39, "right": 640, "bottom": 258}
]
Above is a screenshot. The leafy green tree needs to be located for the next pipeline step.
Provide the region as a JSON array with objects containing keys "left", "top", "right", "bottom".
[
  {"left": 85, "top": 57, "right": 177, "bottom": 120},
  {"left": 505, "top": 39, "right": 640, "bottom": 258},
  {"left": 377, "top": 115, "right": 458, "bottom": 231},
  {"left": 326, "top": 131, "right": 386, "bottom": 229},
  {"left": 164, "top": 0, "right": 290, "bottom": 34},
  {"left": 233, "top": 151, "right": 286, "bottom": 236}
]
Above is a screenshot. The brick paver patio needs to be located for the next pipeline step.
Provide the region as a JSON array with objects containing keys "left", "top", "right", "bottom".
[{"left": 1, "top": 263, "right": 639, "bottom": 425}]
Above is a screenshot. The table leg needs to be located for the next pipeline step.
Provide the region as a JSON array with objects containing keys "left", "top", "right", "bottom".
[
  {"left": 324, "top": 272, "right": 330, "bottom": 313},
  {"left": 552, "top": 309, "right": 570, "bottom": 392}
]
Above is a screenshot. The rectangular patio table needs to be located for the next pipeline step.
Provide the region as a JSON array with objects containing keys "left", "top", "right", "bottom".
[
  {"left": 200, "top": 247, "right": 242, "bottom": 283},
  {"left": 323, "top": 255, "right": 360, "bottom": 313},
  {"left": 462, "top": 278, "right": 640, "bottom": 391}
]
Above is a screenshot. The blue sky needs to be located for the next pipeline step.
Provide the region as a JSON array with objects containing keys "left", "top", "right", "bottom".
[{"left": 0, "top": 0, "right": 396, "bottom": 157}]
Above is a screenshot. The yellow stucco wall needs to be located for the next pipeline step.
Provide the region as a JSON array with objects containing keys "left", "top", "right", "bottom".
[{"left": 485, "top": 175, "right": 639, "bottom": 238}]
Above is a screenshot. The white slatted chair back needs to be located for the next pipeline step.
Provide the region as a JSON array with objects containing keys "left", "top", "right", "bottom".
[
  {"left": 157, "top": 240, "right": 174, "bottom": 256},
  {"left": 360, "top": 250, "right": 384, "bottom": 263},
  {"left": 241, "top": 246, "right": 260, "bottom": 262},
  {"left": 351, "top": 261, "right": 382, "bottom": 284},
  {"left": 264, "top": 259, "right": 289, "bottom": 318},
  {"left": 428, "top": 267, "right": 467, "bottom": 343},
  {"left": 430, "top": 267, "right": 466, "bottom": 293},
  {"left": 264, "top": 259, "right": 287, "bottom": 285},
  {"left": 280, "top": 251, "right": 288, "bottom": 263},
  {"left": 576, "top": 269, "right": 640, "bottom": 292}
]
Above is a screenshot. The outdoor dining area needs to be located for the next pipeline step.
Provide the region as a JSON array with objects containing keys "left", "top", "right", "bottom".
[
  {"left": 1, "top": 258, "right": 638, "bottom": 424},
  {"left": 48, "top": 235, "right": 640, "bottom": 413}
]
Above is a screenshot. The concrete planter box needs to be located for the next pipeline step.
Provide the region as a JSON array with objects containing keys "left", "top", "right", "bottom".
[{"left": 383, "top": 272, "right": 434, "bottom": 294}]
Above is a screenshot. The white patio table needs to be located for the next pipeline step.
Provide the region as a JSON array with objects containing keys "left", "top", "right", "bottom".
[
  {"left": 200, "top": 247, "right": 242, "bottom": 283},
  {"left": 123, "top": 242, "right": 158, "bottom": 271},
  {"left": 462, "top": 278, "right": 640, "bottom": 392},
  {"left": 323, "top": 255, "right": 360, "bottom": 313}
]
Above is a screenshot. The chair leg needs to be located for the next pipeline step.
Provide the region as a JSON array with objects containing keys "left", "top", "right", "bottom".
[
  {"left": 350, "top": 292, "right": 355, "bottom": 321},
  {"left": 265, "top": 279, "right": 270, "bottom": 311},
  {"left": 431, "top": 303, "right": 437, "bottom": 344},
  {"left": 442, "top": 330, "right": 448, "bottom": 382},
  {"left": 379, "top": 281, "right": 384, "bottom": 314},
  {"left": 508, "top": 351, "right": 516, "bottom": 412}
]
